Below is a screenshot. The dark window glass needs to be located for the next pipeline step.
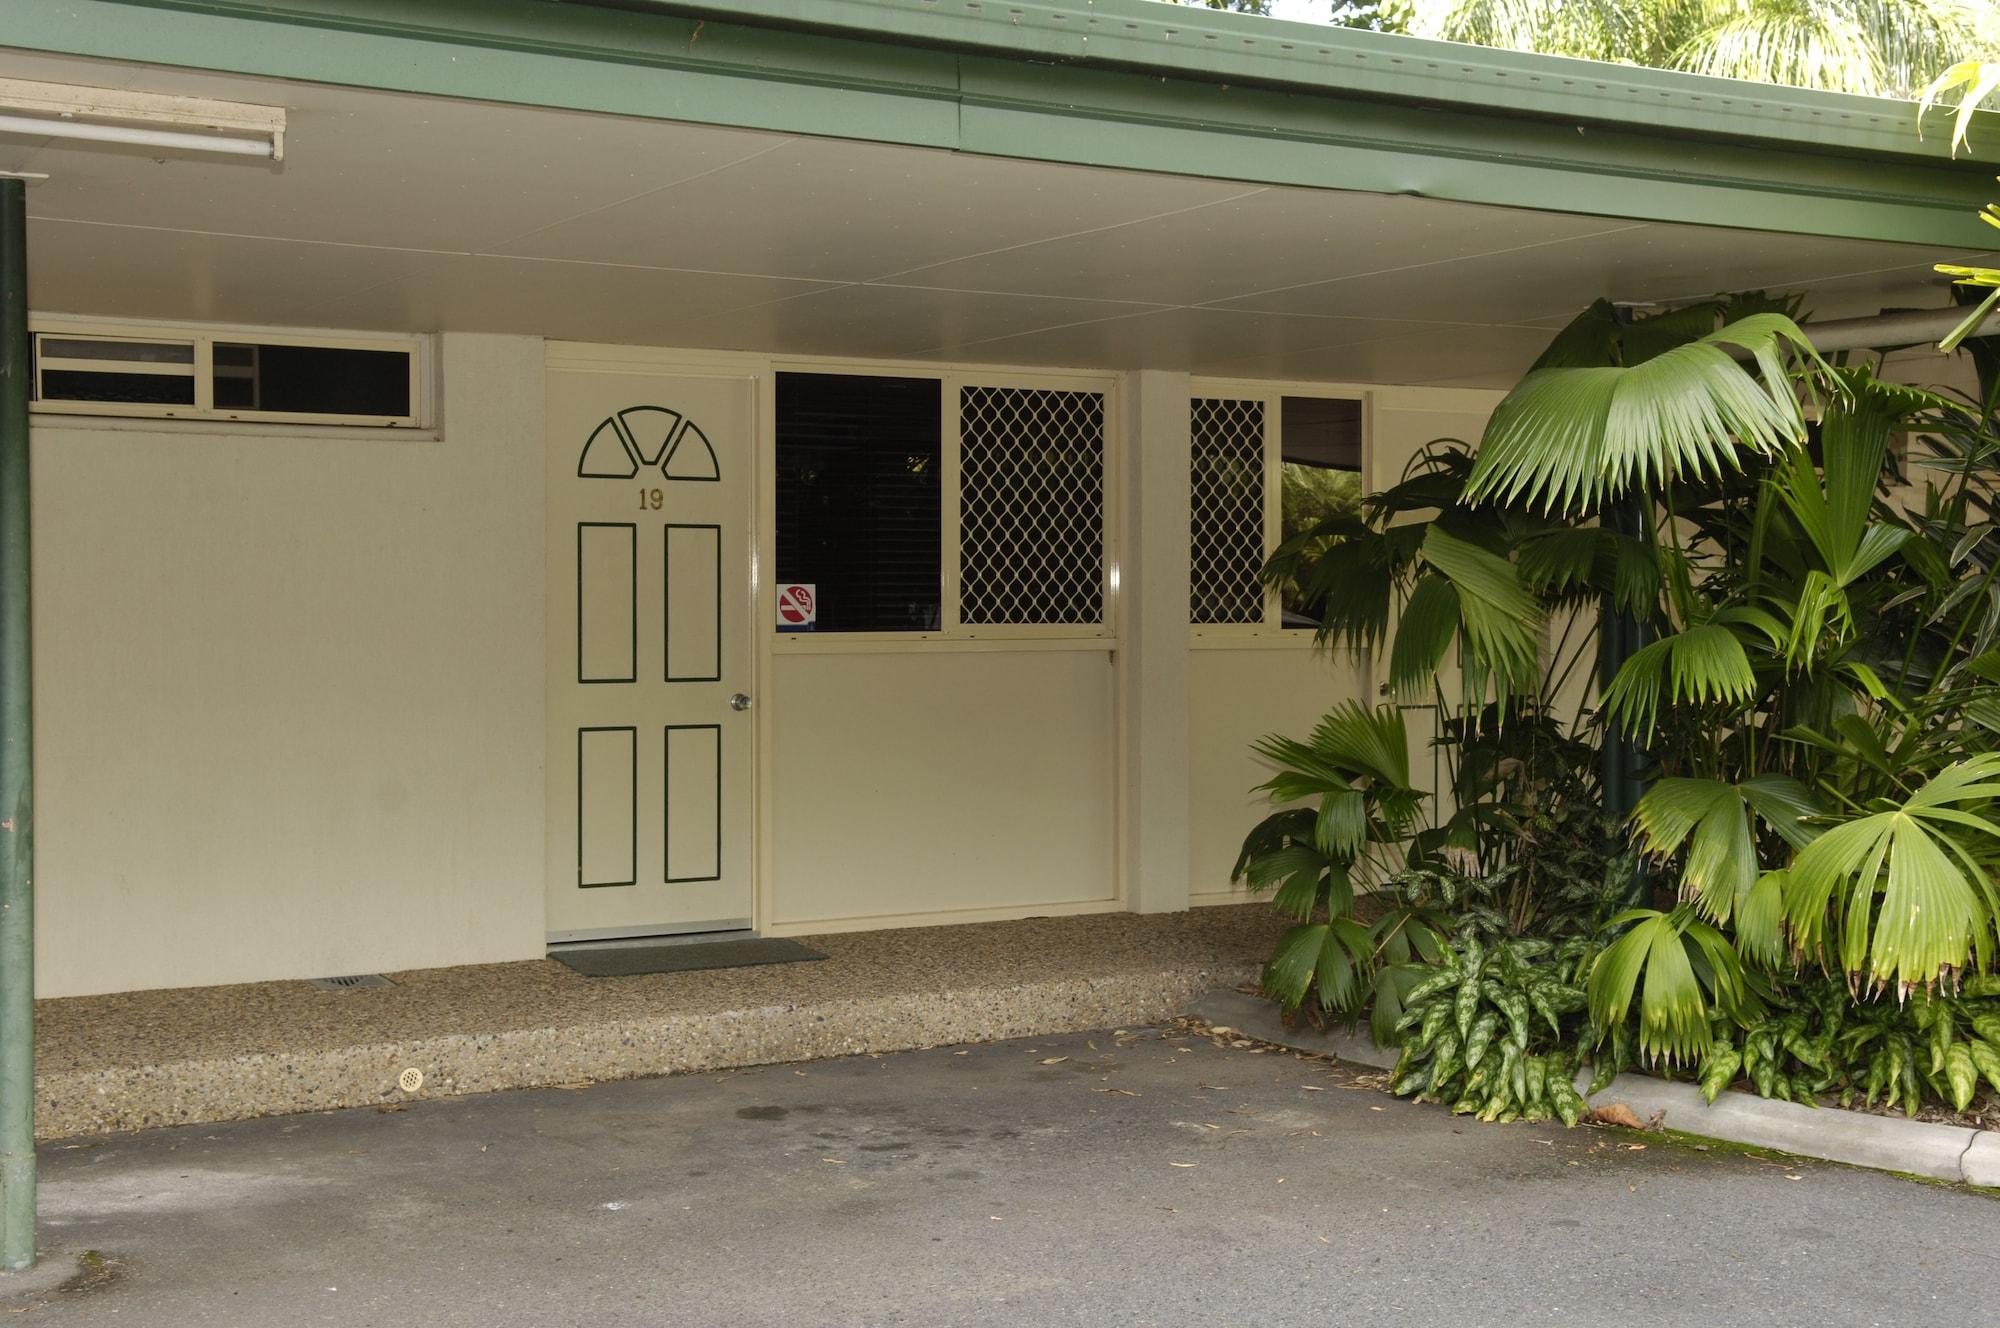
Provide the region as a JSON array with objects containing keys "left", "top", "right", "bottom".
[
  {"left": 775, "top": 372, "right": 942, "bottom": 633},
  {"left": 1279, "top": 396, "right": 1364, "bottom": 629},
  {"left": 212, "top": 343, "right": 411, "bottom": 418},
  {"left": 41, "top": 369, "right": 194, "bottom": 406},
  {"left": 37, "top": 337, "right": 195, "bottom": 406}
]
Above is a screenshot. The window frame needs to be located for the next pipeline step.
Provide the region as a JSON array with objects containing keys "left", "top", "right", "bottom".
[
  {"left": 769, "top": 361, "right": 1119, "bottom": 649},
  {"left": 28, "top": 316, "right": 430, "bottom": 429},
  {"left": 1187, "top": 379, "right": 1369, "bottom": 645}
]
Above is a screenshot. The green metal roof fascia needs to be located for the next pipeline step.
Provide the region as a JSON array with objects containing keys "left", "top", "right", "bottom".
[
  {"left": 959, "top": 57, "right": 1996, "bottom": 245},
  {"left": 2, "top": 0, "right": 969, "bottom": 145},
  {"left": 605, "top": 0, "right": 2000, "bottom": 166},
  {"left": 7, "top": 0, "right": 1996, "bottom": 248}
]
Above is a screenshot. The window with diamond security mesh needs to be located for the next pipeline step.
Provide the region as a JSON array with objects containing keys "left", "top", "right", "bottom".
[
  {"left": 1189, "top": 398, "right": 1267, "bottom": 625},
  {"left": 958, "top": 386, "right": 1106, "bottom": 626}
]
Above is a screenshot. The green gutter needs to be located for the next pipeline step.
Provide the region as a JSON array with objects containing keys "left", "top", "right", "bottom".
[
  {"left": 4, "top": 0, "right": 1995, "bottom": 247},
  {"left": 609, "top": 0, "right": 1994, "bottom": 165}
]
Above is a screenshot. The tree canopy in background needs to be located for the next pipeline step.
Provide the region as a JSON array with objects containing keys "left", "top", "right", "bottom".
[
  {"left": 1172, "top": 0, "right": 1411, "bottom": 32},
  {"left": 1167, "top": 0, "right": 1998, "bottom": 99}
]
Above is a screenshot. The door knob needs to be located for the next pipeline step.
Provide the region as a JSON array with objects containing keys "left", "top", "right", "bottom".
[{"left": 729, "top": 693, "right": 753, "bottom": 711}]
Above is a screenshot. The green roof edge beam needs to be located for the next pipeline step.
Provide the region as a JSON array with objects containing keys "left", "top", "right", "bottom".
[
  {"left": 604, "top": 0, "right": 1995, "bottom": 164},
  {"left": 6, "top": 0, "right": 1997, "bottom": 247}
]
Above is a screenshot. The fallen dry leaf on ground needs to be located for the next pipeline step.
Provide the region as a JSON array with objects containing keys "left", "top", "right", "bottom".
[{"left": 1588, "top": 1103, "right": 1646, "bottom": 1130}]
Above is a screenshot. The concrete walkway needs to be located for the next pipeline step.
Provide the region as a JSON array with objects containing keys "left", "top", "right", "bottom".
[
  {"left": 6, "top": 1024, "right": 1996, "bottom": 1326},
  {"left": 33, "top": 908, "right": 1281, "bottom": 1137}
]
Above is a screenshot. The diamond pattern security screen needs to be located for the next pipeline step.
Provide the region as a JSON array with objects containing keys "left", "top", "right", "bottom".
[
  {"left": 958, "top": 386, "right": 1106, "bottom": 626},
  {"left": 1190, "top": 398, "right": 1266, "bottom": 625}
]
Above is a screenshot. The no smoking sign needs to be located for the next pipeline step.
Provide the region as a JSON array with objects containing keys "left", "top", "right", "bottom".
[{"left": 776, "top": 583, "right": 816, "bottom": 632}]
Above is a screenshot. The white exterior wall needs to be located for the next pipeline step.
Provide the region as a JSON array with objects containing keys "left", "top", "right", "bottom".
[
  {"left": 1188, "top": 644, "right": 1367, "bottom": 901},
  {"left": 32, "top": 333, "right": 548, "bottom": 997},
  {"left": 25, "top": 322, "right": 1504, "bottom": 997}
]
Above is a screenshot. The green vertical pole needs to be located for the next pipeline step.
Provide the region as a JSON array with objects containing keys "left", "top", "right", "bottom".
[
  {"left": 0, "top": 176, "right": 34, "bottom": 1273},
  {"left": 1600, "top": 496, "right": 1649, "bottom": 906}
]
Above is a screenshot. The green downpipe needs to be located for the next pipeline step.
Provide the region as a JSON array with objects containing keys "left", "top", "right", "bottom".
[
  {"left": 1599, "top": 496, "right": 1650, "bottom": 907},
  {"left": 0, "top": 177, "right": 33, "bottom": 1273}
]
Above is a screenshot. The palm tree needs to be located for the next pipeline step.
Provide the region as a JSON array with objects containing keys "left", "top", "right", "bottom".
[
  {"left": 1405, "top": 0, "right": 1996, "bottom": 100},
  {"left": 1252, "top": 280, "right": 2000, "bottom": 1065},
  {"left": 1439, "top": 296, "right": 2000, "bottom": 1062}
]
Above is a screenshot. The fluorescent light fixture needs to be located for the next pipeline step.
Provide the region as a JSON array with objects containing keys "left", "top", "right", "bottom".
[{"left": 0, "top": 78, "right": 285, "bottom": 160}]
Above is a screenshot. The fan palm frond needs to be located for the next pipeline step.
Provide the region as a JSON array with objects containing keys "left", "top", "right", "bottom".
[
  {"left": 1263, "top": 916, "right": 1377, "bottom": 1013},
  {"left": 1920, "top": 56, "right": 2000, "bottom": 154},
  {"left": 1783, "top": 754, "right": 2000, "bottom": 994},
  {"left": 1588, "top": 906, "right": 1753, "bottom": 1063},
  {"left": 1600, "top": 620, "right": 1765, "bottom": 740},
  {"left": 1466, "top": 313, "right": 1823, "bottom": 515},
  {"left": 1406, "top": 0, "right": 1669, "bottom": 58},
  {"left": 1629, "top": 774, "right": 1824, "bottom": 922},
  {"left": 1672, "top": 0, "right": 1978, "bottom": 99},
  {"left": 1382, "top": 526, "right": 1545, "bottom": 699}
]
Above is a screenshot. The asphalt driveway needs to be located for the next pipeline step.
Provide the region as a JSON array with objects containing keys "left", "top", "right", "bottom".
[{"left": 4, "top": 1022, "right": 1994, "bottom": 1326}]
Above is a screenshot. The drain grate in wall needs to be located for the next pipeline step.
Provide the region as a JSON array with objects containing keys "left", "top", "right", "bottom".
[{"left": 303, "top": 974, "right": 395, "bottom": 991}]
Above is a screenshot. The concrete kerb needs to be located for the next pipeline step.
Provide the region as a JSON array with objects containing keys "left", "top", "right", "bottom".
[{"left": 1188, "top": 989, "right": 1994, "bottom": 1187}]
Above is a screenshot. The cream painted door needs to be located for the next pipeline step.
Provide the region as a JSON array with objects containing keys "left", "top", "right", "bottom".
[{"left": 546, "top": 361, "right": 755, "bottom": 940}]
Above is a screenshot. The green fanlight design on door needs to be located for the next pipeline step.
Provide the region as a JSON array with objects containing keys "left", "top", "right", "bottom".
[{"left": 578, "top": 405, "right": 719, "bottom": 482}]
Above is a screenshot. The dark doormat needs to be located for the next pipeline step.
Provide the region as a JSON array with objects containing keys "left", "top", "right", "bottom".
[{"left": 548, "top": 937, "right": 828, "bottom": 978}]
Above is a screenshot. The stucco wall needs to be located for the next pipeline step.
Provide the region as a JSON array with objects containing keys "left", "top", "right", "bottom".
[
  {"left": 32, "top": 333, "right": 547, "bottom": 997},
  {"left": 25, "top": 345, "right": 1504, "bottom": 995}
]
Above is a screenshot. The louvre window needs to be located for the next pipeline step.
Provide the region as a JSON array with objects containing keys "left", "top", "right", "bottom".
[{"left": 775, "top": 373, "right": 943, "bottom": 633}]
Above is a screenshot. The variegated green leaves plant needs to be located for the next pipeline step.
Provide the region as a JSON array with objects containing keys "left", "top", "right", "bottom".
[
  {"left": 1388, "top": 931, "right": 1607, "bottom": 1125},
  {"left": 1696, "top": 976, "right": 2000, "bottom": 1116}
]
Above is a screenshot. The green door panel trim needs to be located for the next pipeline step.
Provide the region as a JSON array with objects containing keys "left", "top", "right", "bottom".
[{"left": 7, "top": 0, "right": 1996, "bottom": 248}]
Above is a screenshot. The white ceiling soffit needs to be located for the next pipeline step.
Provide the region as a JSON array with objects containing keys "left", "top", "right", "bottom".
[{"left": 0, "top": 48, "right": 1978, "bottom": 387}]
